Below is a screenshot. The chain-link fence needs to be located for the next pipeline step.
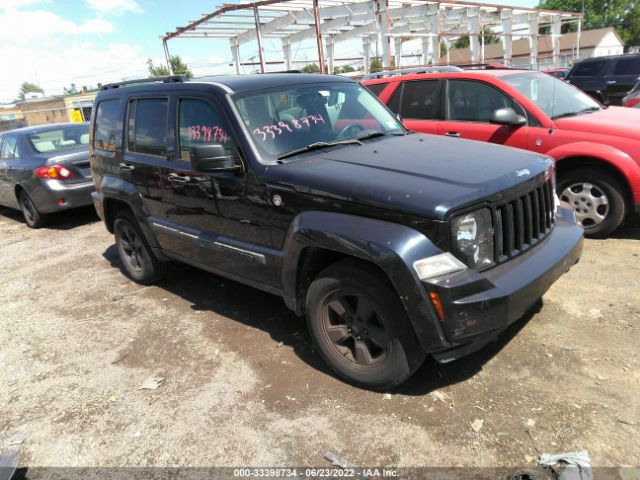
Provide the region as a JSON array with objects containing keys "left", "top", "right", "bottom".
[{"left": 0, "top": 103, "right": 93, "bottom": 133}]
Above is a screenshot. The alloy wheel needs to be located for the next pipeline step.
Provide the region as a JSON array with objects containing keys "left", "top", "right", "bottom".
[
  {"left": 560, "top": 182, "right": 610, "bottom": 228},
  {"left": 321, "top": 290, "right": 391, "bottom": 367},
  {"left": 117, "top": 223, "right": 146, "bottom": 273}
]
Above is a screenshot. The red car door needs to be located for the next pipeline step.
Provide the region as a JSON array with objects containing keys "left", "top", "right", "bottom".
[
  {"left": 384, "top": 79, "right": 442, "bottom": 135},
  {"left": 437, "top": 79, "right": 529, "bottom": 149}
]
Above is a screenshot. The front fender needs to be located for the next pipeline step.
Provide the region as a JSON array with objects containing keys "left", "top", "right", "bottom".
[
  {"left": 282, "top": 211, "right": 450, "bottom": 352},
  {"left": 99, "top": 175, "right": 161, "bottom": 250},
  {"left": 548, "top": 142, "right": 640, "bottom": 194}
]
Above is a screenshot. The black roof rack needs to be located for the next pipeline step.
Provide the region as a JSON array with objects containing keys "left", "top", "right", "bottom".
[
  {"left": 363, "top": 65, "right": 463, "bottom": 80},
  {"left": 456, "top": 63, "right": 520, "bottom": 70},
  {"left": 101, "top": 75, "right": 188, "bottom": 90}
]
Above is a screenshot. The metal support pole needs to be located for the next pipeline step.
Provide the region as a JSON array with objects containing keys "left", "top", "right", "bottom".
[
  {"left": 230, "top": 40, "right": 241, "bottom": 74},
  {"left": 253, "top": 5, "right": 266, "bottom": 73},
  {"left": 312, "top": 0, "right": 325, "bottom": 73},
  {"left": 325, "top": 37, "right": 335, "bottom": 74},
  {"left": 528, "top": 13, "right": 538, "bottom": 69},
  {"left": 468, "top": 7, "right": 480, "bottom": 63},
  {"left": 163, "top": 39, "right": 173, "bottom": 75},
  {"left": 394, "top": 37, "right": 402, "bottom": 68},
  {"left": 576, "top": 18, "right": 582, "bottom": 60},
  {"left": 363, "top": 37, "right": 372, "bottom": 75},
  {"left": 501, "top": 9, "right": 513, "bottom": 67},
  {"left": 551, "top": 14, "right": 561, "bottom": 68},
  {"left": 283, "top": 42, "right": 292, "bottom": 71}
]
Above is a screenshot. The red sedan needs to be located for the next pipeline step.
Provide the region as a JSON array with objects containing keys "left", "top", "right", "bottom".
[{"left": 363, "top": 69, "right": 640, "bottom": 236}]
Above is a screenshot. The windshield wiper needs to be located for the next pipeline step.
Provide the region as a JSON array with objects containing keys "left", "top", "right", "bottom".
[
  {"left": 277, "top": 138, "right": 362, "bottom": 161},
  {"left": 552, "top": 106, "right": 600, "bottom": 120}
]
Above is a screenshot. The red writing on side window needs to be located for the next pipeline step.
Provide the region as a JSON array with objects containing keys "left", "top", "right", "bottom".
[
  {"left": 187, "top": 125, "right": 229, "bottom": 144},
  {"left": 252, "top": 114, "right": 325, "bottom": 141}
]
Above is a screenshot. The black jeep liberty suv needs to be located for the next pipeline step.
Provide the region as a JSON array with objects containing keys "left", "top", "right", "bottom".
[{"left": 90, "top": 73, "right": 583, "bottom": 390}]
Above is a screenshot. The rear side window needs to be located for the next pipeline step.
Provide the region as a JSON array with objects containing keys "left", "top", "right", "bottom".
[
  {"left": 363, "top": 82, "right": 388, "bottom": 97},
  {"left": 571, "top": 60, "right": 606, "bottom": 77},
  {"left": 401, "top": 80, "right": 440, "bottom": 120},
  {"left": 127, "top": 98, "right": 168, "bottom": 157},
  {"left": 94, "top": 99, "right": 121, "bottom": 152},
  {"left": 613, "top": 57, "right": 640, "bottom": 76},
  {"left": 386, "top": 84, "right": 402, "bottom": 114}
]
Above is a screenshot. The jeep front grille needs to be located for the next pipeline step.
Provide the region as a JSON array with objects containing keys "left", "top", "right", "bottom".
[{"left": 493, "top": 177, "right": 555, "bottom": 263}]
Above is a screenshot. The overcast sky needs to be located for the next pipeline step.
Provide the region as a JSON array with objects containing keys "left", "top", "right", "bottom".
[{"left": 0, "top": 0, "right": 539, "bottom": 103}]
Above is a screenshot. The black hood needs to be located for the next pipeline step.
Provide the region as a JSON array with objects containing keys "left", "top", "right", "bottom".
[{"left": 267, "top": 133, "right": 552, "bottom": 220}]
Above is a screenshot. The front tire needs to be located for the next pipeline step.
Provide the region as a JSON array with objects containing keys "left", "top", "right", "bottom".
[
  {"left": 114, "top": 211, "right": 166, "bottom": 284},
  {"left": 19, "top": 190, "right": 46, "bottom": 228},
  {"left": 557, "top": 169, "right": 626, "bottom": 237},
  {"left": 306, "top": 259, "right": 425, "bottom": 390}
]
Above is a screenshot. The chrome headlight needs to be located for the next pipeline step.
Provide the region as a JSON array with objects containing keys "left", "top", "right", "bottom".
[{"left": 451, "top": 208, "right": 494, "bottom": 270}]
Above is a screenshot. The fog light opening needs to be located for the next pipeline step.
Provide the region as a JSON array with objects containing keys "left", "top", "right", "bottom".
[{"left": 428, "top": 291, "right": 446, "bottom": 322}]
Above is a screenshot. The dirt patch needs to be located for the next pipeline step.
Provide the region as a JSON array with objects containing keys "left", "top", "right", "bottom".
[{"left": 0, "top": 206, "right": 638, "bottom": 468}]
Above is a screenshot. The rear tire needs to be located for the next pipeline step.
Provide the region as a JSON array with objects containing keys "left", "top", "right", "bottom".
[
  {"left": 557, "top": 169, "right": 626, "bottom": 237},
  {"left": 306, "top": 258, "right": 426, "bottom": 390},
  {"left": 19, "top": 190, "right": 46, "bottom": 229},
  {"left": 114, "top": 210, "right": 166, "bottom": 284}
]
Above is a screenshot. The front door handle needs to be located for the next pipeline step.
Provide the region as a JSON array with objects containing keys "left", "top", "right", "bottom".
[
  {"left": 444, "top": 132, "right": 461, "bottom": 137},
  {"left": 606, "top": 80, "right": 617, "bottom": 84},
  {"left": 119, "top": 163, "right": 135, "bottom": 171},
  {"left": 168, "top": 172, "right": 190, "bottom": 183}
]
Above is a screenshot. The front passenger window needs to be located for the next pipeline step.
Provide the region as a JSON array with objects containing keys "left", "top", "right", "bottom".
[
  {"left": 447, "top": 80, "right": 523, "bottom": 123},
  {"left": 177, "top": 98, "right": 237, "bottom": 163}
]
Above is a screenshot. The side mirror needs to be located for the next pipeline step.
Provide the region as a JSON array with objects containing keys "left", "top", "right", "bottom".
[
  {"left": 490, "top": 108, "right": 527, "bottom": 127},
  {"left": 190, "top": 144, "right": 240, "bottom": 172}
]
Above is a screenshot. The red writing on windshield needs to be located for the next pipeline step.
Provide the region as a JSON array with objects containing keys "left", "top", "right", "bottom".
[
  {"left": 252, "top": 114, "right": 325, "bottom": 141},
  {"left": 187, "top": 125, "right": 229, "bottom": 144}
]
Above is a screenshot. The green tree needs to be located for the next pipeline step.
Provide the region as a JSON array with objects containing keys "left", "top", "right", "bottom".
[
  {"left": 370, "top": 57, "right": 383, "bottom": 72},
  {"left": 341, "top": 65, "right": 355, "bottom": 73},
  {"left": 453, "top": 27, "right": 500, "bottom": 49},
  {"left": 537, "top": 0, "right": 640, "bottom": 49},
  {"left": 63, "top": 83, "right": 78, "bottom": 95},
  {"left": 302, "top": 63, "right": 321, "bottom": 73},
  {"left": 147, "top": 55, "right": 193, "bottom": 78},
  {"left": 17, "top": 81, "right": 43, "bottom": 101}
]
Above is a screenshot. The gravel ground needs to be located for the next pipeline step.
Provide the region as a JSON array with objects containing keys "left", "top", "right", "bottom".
[{"left": 0, "top": 206, "right": 638, "bottom": 469}]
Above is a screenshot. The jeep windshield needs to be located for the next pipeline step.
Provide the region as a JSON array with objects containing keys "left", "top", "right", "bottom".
[
  {"left": 232, "top": 82, "right": 405, "bottom": 161},
  {"left": 502, "top": 72, "right": 601, "bottom": 120}
]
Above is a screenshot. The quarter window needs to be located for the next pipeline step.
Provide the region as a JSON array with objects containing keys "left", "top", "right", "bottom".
[
  {"left": 363, "top": 82, "right": 388, "bottom": 97},
  {"left": 447, "top": 80, "right": 522, "bottom": 123},
  {"left": 177, "top": 99, "right": 236, "bottom": 163},
  {"left": 0, "top": 135, "right": 19, "bottom": 159},
  {"left": 127, "top": 98, "right": 168, "bottom": 157},
  {"left": 94, "top": 99, "right": 121, "bottom": 152},
  {"left": 400, "top": 80, "right": 440, "bottom": 120}
]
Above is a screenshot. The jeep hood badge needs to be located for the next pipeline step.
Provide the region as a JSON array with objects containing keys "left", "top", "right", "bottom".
[{"left": 515, "top": 169, "right": 531, "bottom": 177}]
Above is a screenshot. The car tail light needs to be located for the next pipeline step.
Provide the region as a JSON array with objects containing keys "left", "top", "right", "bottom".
[{"left": 34, "top": 165, "right": 75, "bottom": 179}]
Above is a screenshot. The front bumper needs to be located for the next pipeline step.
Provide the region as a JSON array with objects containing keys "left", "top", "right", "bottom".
[
  {"left": 425, "top": 207, "right": 583, "bottom": 360},
  {"left": 31, "top": 178, "right": 95, "bottom": 214}
]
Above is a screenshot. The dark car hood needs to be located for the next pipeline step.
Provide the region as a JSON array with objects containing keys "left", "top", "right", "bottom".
[
  {"left": 267, "top": 133, "right": 552, "bottom": 220},
  {"left": 554, "top": 106, "right": 640, "bottom": 140}
]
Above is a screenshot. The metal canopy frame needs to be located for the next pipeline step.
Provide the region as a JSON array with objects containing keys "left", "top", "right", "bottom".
[{"left": 162, "top": 0, "right": 583, "bottom": 75}]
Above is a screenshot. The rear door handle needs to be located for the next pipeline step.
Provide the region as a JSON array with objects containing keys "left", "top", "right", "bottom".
[
  {"left": 606, "top": 80, "right": 617, "bottom": 84},
  {"left": 444, "top": 132, "right": 461, "bottom": 137},
  {"left": 119, "top": 163, "right": 135, "bottom": 171}
]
